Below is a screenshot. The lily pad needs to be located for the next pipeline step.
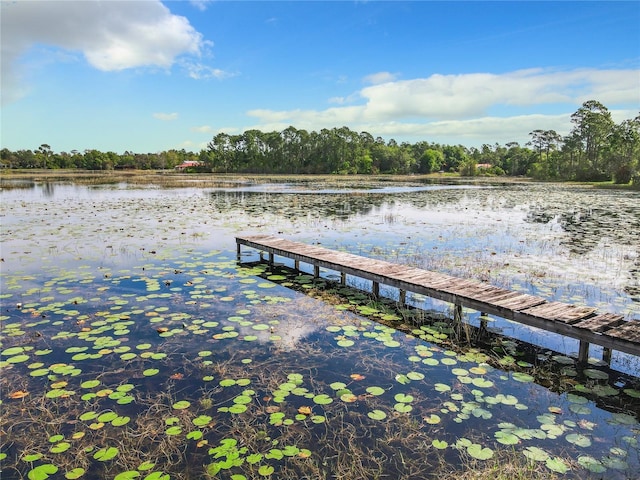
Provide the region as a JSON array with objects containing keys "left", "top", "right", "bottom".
[
  {"left": 432, "top": 439, "right": 448, "bottom": 449},
  {"left": 545, "top": 457, "right": 568, "bottom": 473},
  {"left": 173, "top": 400, "right": 191, "bottom": 410},
  {"left": 27, "top": 464, "right": 59, "bottom": 480},
  {"left": 566, "top": 433, "right": 591, "bottom": 447},
  {"left": 577, "top": 455, "right": 606, "bottom": 473},
  {"left": 366, "top": 386, "right": 385, "bottom": 396},
  {"left": 93, "top": 446, "right": 119, "bottom": 461},
  {"left": 367, "top": 409, "right": 387, "bottom": 420},
  {"left": 466, "top": 444, "right": 493, "bottom": 460},
  {"left": 312, "top": 394, "right": 333, "bottom": 405}
]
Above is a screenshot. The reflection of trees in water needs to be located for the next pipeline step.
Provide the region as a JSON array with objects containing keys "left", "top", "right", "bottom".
[
  {"left": 210, "top": 188, "right": 640, "bottom": 259},
  {"left": 41, "top": 182, "right": 55, "bottom": 197},
  {"left": 208, "top": 187, "right": 514, "bottom": 221},
  {"left": 208, "top": 190, "right": 392, "bottom": 220},
  {"left": 525, "top": 196, "right": 640, "bottom": 256}
]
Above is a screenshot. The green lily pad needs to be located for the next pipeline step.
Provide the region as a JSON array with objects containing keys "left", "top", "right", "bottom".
[
  {"left": 512, "top": 372, "right": 534, "bottom": 383},
  {"left": 23, "top": 453, "right": 44, "bottom": 462},
  {"left": 312, "top": 394, "right": 333, "bottom": 405},
  {"left": 50, "top": 442, "right": 71, "bottom": 453},
  {"left": 93, "top": 446, "right": 119, "bottom": 461},
  {"left": 623, "top": 388, "right": 640, "bottom": 398},
  {"left": 394, "top": 393, "right": 413, "bottom": 403},
  {"left": 64, "top": 467, "right": 86, "bottom": 479},
  {"left": 98, "top": 411, "right": 118, "bottom": 423},
  {"left": 566, "top": 433, "right": 591, "bottom": 447},
  {"left": 578, "top": 455, "right": 606, "bottom": 473},
  {"left": 569, "top": 404, "right": 591, "bottom": 415},
  {"left": 367, "top": 409, "right": 387, "bottom": 420},
  {"left": 609, "top": 412, "right": 637, "bottom": 425},
  {"left": 366, "top": 386, "right": 385, "bottom": 396},
  {"left": 28, "top": 464, "right": 59, "bottom": 480},
  {"left": 432, "top": 439, "right": 448, "bottom": 449},
  {"left": 258, "top": 465, "right": 275, "bottom": 476},
  {"left": 545, "top": 457, "right": 568, "bottom": 473},
  {"left": 495, "top": 431, "right": 519, "bottom": 445},
  {"left": 394, "top": 403, "right": 412, "bottom": 413},
  {"left": 165, "top": 426, "right": 182, "bottom": 435},
  {"left": 193, "top": 415, "right": 213, "bottom": 426},
  {"left": 112, "top": 416, "right": 131, "bottom": 427},
  {"left": 471, "top": 377, "right": 493, "bottom": 388},
  {"left": 424, "top": 414, "right": 441, "bottom": 424},
  {"left": 466, "top": 444, "right": 493, "bottom": 460},
  {"left": 434, "top": 383, "right": 451, "bottom": 392},
  {"left": 114, "top": 472, "right": 141, "bottom": 480},
  {"left": 80, "top": 379, "right": 100, "bottom": 389},
  {"left": 583, "top": 368, "right": 609, "bottom": 380},
  {"left": 602, "top": 456, "right": 629, "bottom": 470},
  {"left": 523, "top": 446, "right": 549, "bottom": 462},
  {"left": 137, "top": 461, "right": 155, "bottom": 471}
]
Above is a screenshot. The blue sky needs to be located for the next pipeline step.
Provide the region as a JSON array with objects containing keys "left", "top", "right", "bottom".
[{"left": 1, "top": 1, "right": 639, "bottom": 154}]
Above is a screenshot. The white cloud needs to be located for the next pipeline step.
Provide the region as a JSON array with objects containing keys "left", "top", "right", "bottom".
[
  {"left": 358, "top": 68, "right": 639, "bottom": 121},
  {"left": 189, "top": 0, "right": 214, "bottom": 12},
  {"left": 181, "top": 61, "right": 237, "bottom": 80},
  {"left": 153, "top": 112, "right": 179, "bottom": 121},
  {"left": 363, "top": 71, "right": 399, "bottom": 85},
  {"left": 243, "top": 67, "right": 640, "bottom": 145},
  {"left": 371, "top": 114, "right": 573, "bottom": 145},
  {"left": 191, "top": 125, "right": 214, "bottom": 133},
  {"left": 1, "top": 0, "right": 209, "bottom": 103}
]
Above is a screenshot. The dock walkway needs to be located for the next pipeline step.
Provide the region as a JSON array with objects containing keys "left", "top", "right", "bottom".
[{"left": 236, "top": 235, "right": 640, "bottom": 363}]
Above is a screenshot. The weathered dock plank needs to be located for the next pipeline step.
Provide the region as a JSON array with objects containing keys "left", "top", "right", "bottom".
[
  {"left": 236, "top": 235, "right": 640, "bottom": 362},
  {"left": 573, "top": 313, "right": 625, "bottom": 332}
]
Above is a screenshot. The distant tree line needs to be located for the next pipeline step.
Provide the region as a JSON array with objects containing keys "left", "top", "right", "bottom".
[{"left": 2, "top": 100, "right": 638, "bottom": 184}]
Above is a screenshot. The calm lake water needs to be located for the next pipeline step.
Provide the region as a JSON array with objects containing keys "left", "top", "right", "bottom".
[{"left": 1, "top": 178, "right": 639, "bottom": 479}]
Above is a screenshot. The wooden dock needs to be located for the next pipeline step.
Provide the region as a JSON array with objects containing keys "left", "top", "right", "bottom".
[{"left": 236, "top": 235, "right": 640, "bottom": 364}]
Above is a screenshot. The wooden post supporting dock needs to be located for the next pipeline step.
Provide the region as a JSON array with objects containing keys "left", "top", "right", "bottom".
[
  {"left": 236, "top": 235, "right": 640, "bottom": 365},
  {"left": 578, "top": 341, "right": 590, "bottom": 364}
]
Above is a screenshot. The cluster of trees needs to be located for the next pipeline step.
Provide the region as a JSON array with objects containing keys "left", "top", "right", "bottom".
[
  {"left": 527, "top": 100, "right": 639, "bottom": 183},
  {"left": 0, "top": 147, "right": 204, "bottom": 171},
  {"left": 1, "top": 101, "right": 638, "bottom": 184}
]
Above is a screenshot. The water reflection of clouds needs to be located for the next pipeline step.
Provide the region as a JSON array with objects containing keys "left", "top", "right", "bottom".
[{"left": 238, "top": 296, "right": 357, "bottom": 351}]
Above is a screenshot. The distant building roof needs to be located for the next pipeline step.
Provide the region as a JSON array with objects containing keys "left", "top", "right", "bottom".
[{"left": 175, "top": 161, "right": 202, "bottom": 170}]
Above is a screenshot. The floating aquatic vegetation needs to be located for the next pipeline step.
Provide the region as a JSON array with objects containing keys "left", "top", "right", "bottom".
[{"left": 1, "top": 179, "right": 639, "bottom": 479}]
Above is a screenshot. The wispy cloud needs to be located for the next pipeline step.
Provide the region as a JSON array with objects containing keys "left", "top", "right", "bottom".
[
  {"left": 363, "top": 71, "right": 399, "bottom": 85},
  {"left": 189, "top": 0, "right": 215, "bottom": 12},
  {"left": 153, "top": 112, "right": 179, "bottom": 121},
  {"left": 181, "top": 61, "right": 237, "bottom": 80},
  {"left": 191, "top": 125, "right": 214, "bottom": 133}
]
